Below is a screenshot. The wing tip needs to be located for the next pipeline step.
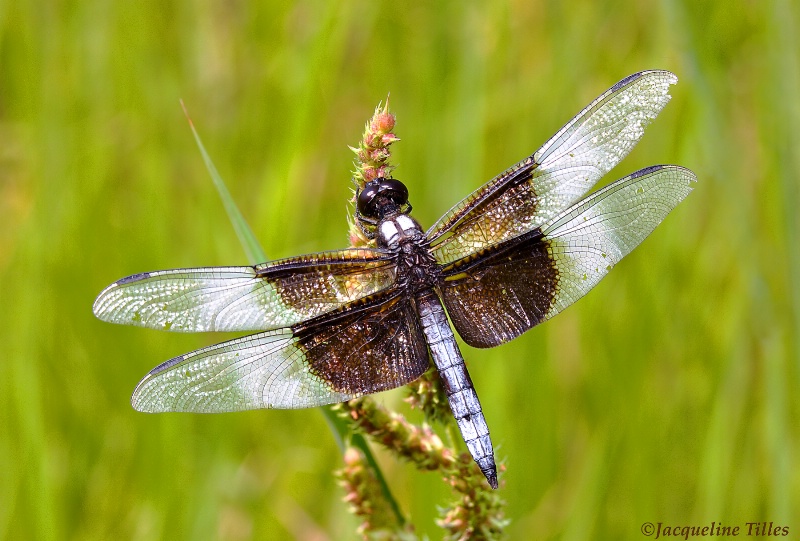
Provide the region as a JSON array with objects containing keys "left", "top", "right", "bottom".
[
  {"left": 672, "top": 165, "right": 699, "bottom": 188},
  {"left": 130, "top": 353, "right": 188, "bottom": 412},
  {"left": 631, "top": 165, "right": 699, "bottom": 206},
  {"left": 91, "top": 293, "right": 106, "bottom": 319},
  {"left": 130, "top": 386, "right": 152, "bottom": 412},
  {"left": 630, "top": 164, "right": 698, "bottom": 185},
  {"left": 92, "top": 284, "right": 118, "bottom": 320},
  {"left": 611, "top": 70, "right": 678, "bottom": 93},
  {"left": 93, "top": 272, "right": 153, "bottom": 320}
]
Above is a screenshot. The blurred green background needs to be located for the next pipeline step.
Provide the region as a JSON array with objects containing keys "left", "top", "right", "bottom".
[{"left": 2, "top": 0, "right": 799, "bottom": 539}]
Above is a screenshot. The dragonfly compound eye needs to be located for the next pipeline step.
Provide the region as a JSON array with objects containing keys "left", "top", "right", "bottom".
[{"left": 357, "top": 178, "right": 409, "bottom": 218}]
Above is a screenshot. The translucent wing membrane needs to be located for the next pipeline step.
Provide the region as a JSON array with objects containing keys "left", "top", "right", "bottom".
[
  {"left": 540, "top": 165, "right": 695, "bottom": 316},
  {"left": 428, "top": 70, "right": 679, "bottom": 267},
  {"left": 441, "top": 165, "right": 696, "bottom": 348},
  {"left": 93, "top": 249, "right": 395, "bottom": 333},
  {"left": 131, "top": 295, "right": 430, "bottom": 412}
]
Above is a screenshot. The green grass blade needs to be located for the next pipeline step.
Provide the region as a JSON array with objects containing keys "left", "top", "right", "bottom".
[{"left": 181, "top": 100, "right": 266, "bottom": 264}]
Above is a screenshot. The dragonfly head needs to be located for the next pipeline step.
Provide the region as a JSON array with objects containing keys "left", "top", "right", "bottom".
[{"left": 357, "top": 178, "right": 409, "bottom": 220}]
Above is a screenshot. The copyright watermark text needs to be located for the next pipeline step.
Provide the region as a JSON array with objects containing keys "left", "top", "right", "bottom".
[{"left": 641, "top": 522, "right": 788, "bottom": 539}]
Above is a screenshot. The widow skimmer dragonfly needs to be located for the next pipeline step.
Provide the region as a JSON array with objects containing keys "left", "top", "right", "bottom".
[{"left": 94, "top": 70, "right": 695, "bottom": 489}]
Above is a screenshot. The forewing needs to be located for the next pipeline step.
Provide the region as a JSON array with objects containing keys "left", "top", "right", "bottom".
[
  {"left": 427, "top": 70, "right": 679, "bottom": 266},
  {"left": 440, "top": 165, "right": 696, "bottom": 348},
  {"left": 93, "top": 248, "right": 395, "bottom": 333},
  {"left": 131, "top": 293, "right": 430, "bottom": 412}
]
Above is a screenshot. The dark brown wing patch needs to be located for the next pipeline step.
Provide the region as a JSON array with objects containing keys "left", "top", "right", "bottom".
[
  {"left": 255, "top": 249, "right": 398, "bottom": 325},
  {"left": 440, "top": 231, "right": 558, "bottom": 348},
  {"left": 294, "top": 293, "right": 430, "bottom": 395}
]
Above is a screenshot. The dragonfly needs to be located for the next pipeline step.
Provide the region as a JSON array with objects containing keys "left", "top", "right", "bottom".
[{"left": 94, "top": 70, "right": 696, "bottom": 489}]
